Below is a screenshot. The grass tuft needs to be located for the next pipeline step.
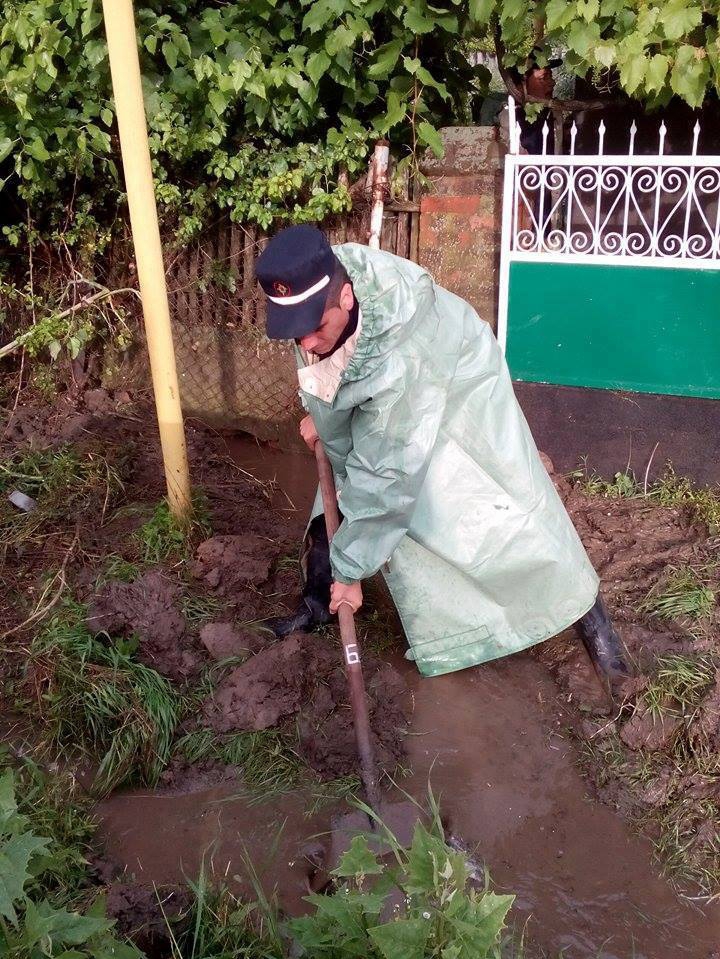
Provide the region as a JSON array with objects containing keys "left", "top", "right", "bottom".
[
  {"left": 135, "top": 492, "right": 212, "bottom": 564},
  {"left": 572, "top": 461, "right": 720, "bottom": 532},
  {"left": 26, "top": 600, "right": 183, "bottom": 795},
  {"left": 639, "top": 566, "right": 716, "bottom": 622},
  {"left": 175, "top": 728, "right": 305, "bottom": 800},
  {"left": 641, "top": 654, "right": 715, "bottom": 721},
  {"left": 0, "top": 446, "right": 124, "bottom": 550}
]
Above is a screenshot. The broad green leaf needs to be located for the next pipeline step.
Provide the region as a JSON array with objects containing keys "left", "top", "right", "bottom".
[
  {"left": 546, "top": 0, "right": 576, "bottom": 30},
  {"left": 143, "top": 34, "right": 157, "bottom": 54},
  {"left": 448, "top": 892, "right": 514, "bottom": 954},
  {"left": 618, "top": 50, "right": 647, "bottom": 94},
  {"left": 368, "top": 918, "right": 430, "bottom": 959},
  {"left": 594, "top": 44, "right": 616, "bottom": 68},
  {"left": 500, "top": 0, "right": 526, "bottom": 20},
  {"left": 416, "top": 66, "right": 449, "bottom": 99},
  {"left": 307, "top": 50, "right": 330, "bottom": 85},
  {"left": 331, "top": 835, "right": 384, "bottom": 878},
  {"left": 375, "top": 89, "right": 406, "bottom": 134},
  {"left": 670, "top": 44, "right": 710, "bottom": 107},
  {"left": 577, "top": 0, "right": 600, "bottom": 21},
  {"left": 26, "top": 139, "right": 51, "bottom": 162},
  {"left": 325, "top": 24, "right": 355, "bottom": 56},
  {"left": 663, "top": 0, "right": 702, "bottom": 41},
  {"left": 101, "top": 107, "right": 113, "bottom": 126},
  {"left": 468, "top": 0, "right": 494, "bottom": 24},
  {"left": 367, "top": 38, "right": 404, "bottom": 79},
  {"left": 567, "top": 20, "right": 601, "bottom": 58},
  {"left": 84, "top": 39, "right": 107, "bottom": 67},
  {"left": 645, "top": 53, "right": 669, "bottom": 93},
  {"left": 404, "top": 7, "right": 436, "bottom": 34},
  {"left": 23, "top": 899, "right": 111, "bottom": 949},
  {"left": 404, "top": 822, "right": 445, "bottom": 894},
  {"left": 0, "top": 832, "right": 50, "bottom": 923},
  {"left": 418, "top": 121, "right": 444, "bottom": 158},
  {"left": 162, "top": 39, "right": 178, "bottom": 69}
]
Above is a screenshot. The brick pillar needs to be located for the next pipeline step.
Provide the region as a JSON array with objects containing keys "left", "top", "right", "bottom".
[{"left": 419, "top": 127, "right": 507, "bottom": 332}]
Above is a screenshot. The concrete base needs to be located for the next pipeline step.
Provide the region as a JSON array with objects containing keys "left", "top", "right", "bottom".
[{"left": 514, "top": 381, "right": 720, "bottom": 487}]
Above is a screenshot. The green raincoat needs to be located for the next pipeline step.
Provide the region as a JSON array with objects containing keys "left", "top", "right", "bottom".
[{"left": 296, "top": 243, "right": 599, "bottom": 677}]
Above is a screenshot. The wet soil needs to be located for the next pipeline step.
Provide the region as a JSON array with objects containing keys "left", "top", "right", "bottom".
[{"left": 3, "top": 395, "right": 720, "bottom": 957}]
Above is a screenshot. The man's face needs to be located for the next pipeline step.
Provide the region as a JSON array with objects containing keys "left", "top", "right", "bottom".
[{"left": 298, "top": 282, "right": 354, "bottom": 355}]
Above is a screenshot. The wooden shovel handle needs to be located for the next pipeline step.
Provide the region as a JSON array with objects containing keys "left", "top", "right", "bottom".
[{"left": 313, "top": 441, "right": 381, "bottom": 812}]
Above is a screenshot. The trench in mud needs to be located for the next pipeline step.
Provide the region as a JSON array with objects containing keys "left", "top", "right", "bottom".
[{"left": 96, "top": 435, "right": 720, "bottom": 959}]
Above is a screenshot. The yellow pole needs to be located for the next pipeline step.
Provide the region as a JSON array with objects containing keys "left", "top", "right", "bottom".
[{"left": 101, "top": 0, "right": 192, "bottom": 518}]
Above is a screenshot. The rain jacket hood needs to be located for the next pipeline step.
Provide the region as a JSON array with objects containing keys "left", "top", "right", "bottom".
[{"left": 296, "top": 244, "right": 599, "bottom": 676}]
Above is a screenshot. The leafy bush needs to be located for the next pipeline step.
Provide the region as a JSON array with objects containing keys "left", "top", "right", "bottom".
[
  {"left": 0, "top": 0, "right": 487, "bottom": 247},
  {"left": 0, "top": 768, "right": 142, "bottom": 958},
  {"left": 288, "top": 816, "right": 514, "bottom": 958}
]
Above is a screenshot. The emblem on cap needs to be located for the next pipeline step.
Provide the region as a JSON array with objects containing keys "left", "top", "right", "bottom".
[{"left": 273, "top": 281, "right": 291, "bottom": 297}]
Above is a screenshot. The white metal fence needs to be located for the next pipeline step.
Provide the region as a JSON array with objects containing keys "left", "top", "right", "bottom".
[{"left": 498, "top": 98, "right": 720, "bottom": 347}]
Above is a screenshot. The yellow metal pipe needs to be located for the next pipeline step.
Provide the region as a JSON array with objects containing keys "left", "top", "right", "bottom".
[{"left": 101, "top": 0, "right": 192, "bottom": 518}]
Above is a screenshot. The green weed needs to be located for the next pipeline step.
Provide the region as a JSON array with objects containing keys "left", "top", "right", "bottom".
[
  {"left": 163, "top": 865, "right": 283, "bottom": 959},
  {"left": 175, "top": 728, "right": 305, "bottom": 800},
  {"left": 573, "top": 461, "right": 720, "bottom": 531},
  {"left": 135, "top": 493, "right": 212, "bottom": 565},
  {"left": 639, "top": 566, "right": 716, "bottom": 622},
  {"left": 641, "top": 655, "right": 715, "bottom": 722},
  {"left": 0, "top": 749, "right": 96, "bottom": 902},
  {"left": 647, "top": 467, "right": 720, "bottom": 532},
  {"left": 26, "top": 601, "right": 183, "bottom": 795},
  {"left": 572, "top": 463, "right": 639, "bottom": 499},
  {"left": 0, "top": 767, "right": 142, "bottom": 959},
  {"left": 96, "top": 554, "right": 142, "bottom": 585}
]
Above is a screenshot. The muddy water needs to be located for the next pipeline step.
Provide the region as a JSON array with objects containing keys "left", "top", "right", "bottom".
[{"left": 97, "top": 437, "right": 720, "bottom": 959}]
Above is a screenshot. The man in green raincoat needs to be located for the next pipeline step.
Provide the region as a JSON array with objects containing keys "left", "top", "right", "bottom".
[{"left": 256, "top": 225, "right": 628, "bottom": 684}]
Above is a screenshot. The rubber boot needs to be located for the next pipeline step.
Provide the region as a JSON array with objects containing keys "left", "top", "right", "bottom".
[
  {"left": 266, "top": 515, "right": 333, "bottom": 637},
  {"left": 574, "top": 594, "right": 630, "bottom": 696}
]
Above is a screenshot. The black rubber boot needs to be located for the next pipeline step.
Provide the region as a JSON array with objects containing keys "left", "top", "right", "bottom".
[
  {"left": 265, "top": 515, "right": 333, "bottom": 637},
  {"left": 574, "top": 594, "right": 630, "bottom": 693}
]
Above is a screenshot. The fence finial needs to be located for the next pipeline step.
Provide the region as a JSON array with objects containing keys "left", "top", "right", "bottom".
[
  {"left": 598, "top": 119, "right": 606, "bottom": 156},
  {"left": 629, "top": 119, "right": 637, "bottom": 156},
  {"left": 658, "top": 120, "right": 667, "bottom": 155},
  {"left": 541, "top": 120, "right": 549, "bottom": 156},
  {"left": 570, "top": 120, "right": 577, "bottom": 156},
  {"left": 507, "top": 96, "right": 519, "bottom": 153},
  {"left": 692, "top": 119, "right": 701, "bottom": 156}
]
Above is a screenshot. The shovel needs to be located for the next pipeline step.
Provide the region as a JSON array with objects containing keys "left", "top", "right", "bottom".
[
  {"left": 313, "top": 439, "right": 382, "bottom": 813},
  {"left": 308, "top": 440, "right": 479, "bottom": 881}
]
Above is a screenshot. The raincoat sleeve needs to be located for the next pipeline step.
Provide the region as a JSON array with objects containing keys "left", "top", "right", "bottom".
[{"left": 329, "top": 349, "right": 452, "bottom": 584}]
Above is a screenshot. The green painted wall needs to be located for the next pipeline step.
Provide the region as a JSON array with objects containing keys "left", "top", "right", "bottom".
[{"left": 506, "top": 261, "right": 720, "bottom": 398}]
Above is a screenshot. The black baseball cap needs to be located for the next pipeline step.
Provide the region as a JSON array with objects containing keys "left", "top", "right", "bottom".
[{"left": 256, "top": 225, "right": 338, "bottom": 339}]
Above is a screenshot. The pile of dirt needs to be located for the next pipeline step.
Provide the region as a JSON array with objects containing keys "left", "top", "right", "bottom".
[
  {"left": 191, "top": 534, "right": 275, "bottom": 597},
  {"left": 87, "top": 569, "right": 202, "bottom": 681},
  {"left": 203, "top": 632, "right": 408, "bottom": 777}
]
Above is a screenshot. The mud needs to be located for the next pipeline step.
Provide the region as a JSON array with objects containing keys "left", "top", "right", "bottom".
[
  {"left": 191, "top": 534, "right": 275, "bottom": 597},
  {"left": 203, "top": 631, "right": 407, "bottom": 777},
  {"left": 5, "top": 394, "right": 720, "bottom": 957},
  {"left": 105, "top": 882, "right": 192, "bottom": 956},
  {"left": 97, "top": 650, "right": 720, "bottom": 959},
  {"left": 199, "top": 621, "right": 259, "bottom": 660},
  {"left": 88, "top": 569, "right": 202, "bottom": 682}
]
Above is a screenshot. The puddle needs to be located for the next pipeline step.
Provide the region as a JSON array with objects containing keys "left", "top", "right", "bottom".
[{"left": 97, "top": 435, "right": 720, "bottom": 959}]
